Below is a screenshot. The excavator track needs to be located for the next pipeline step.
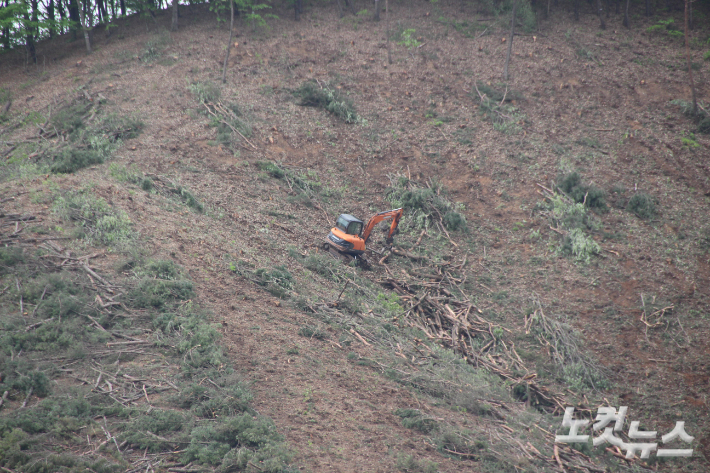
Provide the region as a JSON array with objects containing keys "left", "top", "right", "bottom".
[{"left": 321, "top": 243, "right": 370, "bottom": 268}]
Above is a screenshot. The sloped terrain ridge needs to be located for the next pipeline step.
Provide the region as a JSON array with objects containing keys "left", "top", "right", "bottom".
[{"left": 1, "top": 1, "right": 710, "bottom": 472}]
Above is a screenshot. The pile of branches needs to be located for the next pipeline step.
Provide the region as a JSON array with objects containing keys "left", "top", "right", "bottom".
[
  {"left": 378, "top": 259, "right": 566, "bottom": 414},
  {"left": 0, "top": 209, "right": 37, "bottom": 246}
]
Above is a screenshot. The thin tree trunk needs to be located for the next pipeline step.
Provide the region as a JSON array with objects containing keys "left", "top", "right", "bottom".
[
  {"left": 386, "top": 0, "right": 391, "bottom": 64},
  {"left": 574, "top": 0, "right": 579, "bottom": 21},
  {"left": 69, "top": 0, "right": 80, "bottom": 40},
  {"left": 344, "top": 0, "right": 356, "bottom": 15},
  {"left": 120, "top": 0, "right": 125, "bottom": 16},
  {"left": 623, "top": 0, "right": 630, "bottom": 26},
  {"left": 57, "top": 0, "right": 65, "bottom": 35},
  {"left": 684, "top": 0, "right": 697, "bottom": 114},
  {"left": 78, "top": 1, "right": 91, "bottom": 53},
  {"left": 171, "top": 0, "right": 178, "bottom": 31},
  {"left": 23, "top": 7, "right": 36, "bottom": 63},
  {"left": 645, "top": 0, "right": 651, "bottom": 16},
  {"left": 221, "top": 0, "right": 235, "bottom": 84},
  {"left": 504, "top": 0, "right": 517, "bottom": 81},
  {"left": 689, "top": 0, "right": 693, "bottom": 29},
  {"left": 295, "top": 0, "right": 302, "bottom": 20},
  {"left": 3, "top": 0, "right": 11, "bottom": 49},
  {"left": 335, "top": 0, "right": 344, "bottom": 17},
  {"left": 374, "top": 0, "right": 381, "bottom": 21},
  {"left": 596, "top": 0, "right": 606, "bottom": 29},
  {"left": 98, "top": 0, "right": 108, "bottom": 23},
  {"left": 48, "top": 0, "right": 55, "bottom": 38}
]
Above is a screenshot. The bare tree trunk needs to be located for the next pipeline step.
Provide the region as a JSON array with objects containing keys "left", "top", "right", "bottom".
[
  {"left": 374, "top": 0, "right": 381, "bottom": 21},
  {"left": 295, "top": 0, "right": 302, "bottom": 20},
  {"left": 623, "top": 0, "right": 630, "bottom": 26},
  {"left": 645, "top": 0, "right": 651, "bottom": 16},
  {"left": 78, "top": 0, "right": 91, "bottom": 53},
  {"left": 344, "top": 0, "right": 356, "bottom": 15},
  {"left": 386, "top": 0, "right": 391, "bottom": 64},
  {"left": 171, "top": 0, "right": 178, "bottom": 31},
  {"left": 335, "top": 0, "right": 344, "bottom": 17},
  {"left": 23, "top": 7, "right": 36, "bottom": 63},
  {"left": 574, "top": 0, "right": 579, "bottom": 21},
  {"left": 504, "top": 0, "right": 517, "bottom": 81},
  {"left": 684, "top": 0, "right": 697, "bottom": 114},
  {"left": 689, "top": 0, "right": 693, "bottom": 29},
  {"left": 222, "top": 0, "right": 234, "bottom": 84},
  {"left": 48, "top": 0, "right": 55, "bottom": 38},
  {"left": 596, "top": 0, "right": 606, "bottom": 29}
]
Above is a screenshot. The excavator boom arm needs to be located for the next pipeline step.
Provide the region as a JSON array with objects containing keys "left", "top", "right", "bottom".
[{"left": 362, "top": 208, "right": 404, "bottom": 244}]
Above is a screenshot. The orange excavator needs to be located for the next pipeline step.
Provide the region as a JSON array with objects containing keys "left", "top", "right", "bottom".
[{"left": 323, "top": 208, "right": 404, "bottom": 265}]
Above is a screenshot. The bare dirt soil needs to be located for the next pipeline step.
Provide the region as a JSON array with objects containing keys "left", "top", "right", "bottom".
[{"left": 1, "top": 1, "right": 709, "bottom": 472}]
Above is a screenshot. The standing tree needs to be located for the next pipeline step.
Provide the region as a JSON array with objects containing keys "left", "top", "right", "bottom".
[
  {"left": 294, "top": 0, "right": 302, "bottom": 20},
  {"left": 222, "top": 0, "right": 235, "bottom": 83},
  {"left": 596, "top": 0, "right": 606, "bottom": 29},
  {"left": 623, "top": 0, "right": 630, "bottom": 27},
  {"left": 683, "top": 0, "right": 697, "bottom": 115},
  {"left": 386, "top": 0, "right": 391, "bottom": 64},
  {"left": 171, "top": 0, "right": 178, "bottom": 31},
  {"left": 47, "top": 0, "right": 55, "bottom": 37},
  {"left": 77, "top": 0, "right": 91, "bottom": 53},
  {"left": 22, "top": 0, "right": 36, "bottom": 63},
  {"left": 374, "top": 0, "right": 381, "bottom": 21},
  {"left": 503, "top": 0, "right": 517, "bottom": 80}
]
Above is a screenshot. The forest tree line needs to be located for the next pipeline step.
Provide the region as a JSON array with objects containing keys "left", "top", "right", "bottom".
[{"left": 1, "top": 0, "right": 708, "bottom": 63}]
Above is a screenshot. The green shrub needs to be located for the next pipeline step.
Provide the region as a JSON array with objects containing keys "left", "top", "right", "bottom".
[
  {"left": 181, "top": 413, "right": 291, "bottom": 469},
  {"left": 293, "top": 81, "right": 360, "bottom": 123},
  {"left": 50, "top": 148, "right": 104, "bottom": 173},
  {"left": 473, "top": 81, "right": 522, "bottom": 103},
  {"left": 564, "top": 228, "right": 601, "bottom": 264},
  {"left": 253, "top": 265, "right": 293, "bottom": 299},
  {"left": 557, "top": 172, "right": 607, "bottom": 211},
  {"left": 433, "top": 426, "right": 485, "bottom": 458},
  {"left": 394, "top": 408, "right": 438, "bottom": 433},
  {"left": 298, "top": 325, "right": 327, "bottom": 340},
  {"left": 257, "top": 161, "right": 286, "bottom": 179},
  {"left": 386, "top": 178, "right": 466, "bottom": 232},
  {"left": 172, "top": 378, "right": 252, "bottom": 419},
  {"left": 473, "top": 83, "right": 525, "bottom": 135},
  {"left": 168, "top": 184, "right": 204, "bottom": 213},
  {"left": 53, "top": 190, "right": 135, "bottom": 247},
  {"left": 395, "top": 454, "right": 438, "bottom": 473},
  {"left": 698, "top": 118, "right": 710, "bottom": 135},
  {"left": 130, "top": 278, "right": 194, "bottom": 308},
  {"left": 188, "top": 81, "right": 221, "bottom": 104},
  {"left": 0, "top": 247, "right": 24, "bottom": 272},
  {"left": 646, "top": 18, "right": 682, "bottom": 37},
  {"left": 44, "top": 105, "right": 142, "bottom": 174},
  {"left": 397, "top": 28, "right": 422, "bottom": 49},
  {"left": 140, "top": 177, "right": 153, "bottom": 191},
  {"left": 442, "top": 211, "right": 466, "bottom": 231},
  {"left": 303, "top": 253, "right": 343, "bottom": 281},
  {"left": 627, "top": 192, "right": 657, "bottom": 220}
]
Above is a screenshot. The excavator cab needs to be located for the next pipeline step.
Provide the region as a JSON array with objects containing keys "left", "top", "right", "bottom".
[
  {"left": 335, "top": 214, "right": 363, "bottom": 238},
  {"left": 324, "top": 208, "right": 403, "bottom": 262}
]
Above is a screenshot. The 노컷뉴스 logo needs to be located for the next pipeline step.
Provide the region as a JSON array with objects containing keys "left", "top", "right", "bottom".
[{"left": 555, "top": 406, "right": 694, "bottom": 459}]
